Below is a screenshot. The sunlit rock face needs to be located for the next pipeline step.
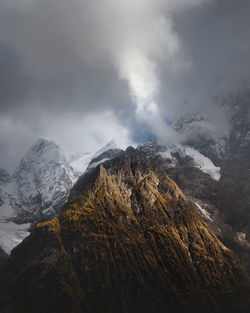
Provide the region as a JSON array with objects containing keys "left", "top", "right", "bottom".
[{"left": 0, "top": 150, "right": 249, "bottom": 313}]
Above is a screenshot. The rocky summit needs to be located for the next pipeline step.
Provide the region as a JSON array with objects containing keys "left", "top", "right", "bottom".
[{"left": 0, "top": 149, "right": 249, "bottom": 313}]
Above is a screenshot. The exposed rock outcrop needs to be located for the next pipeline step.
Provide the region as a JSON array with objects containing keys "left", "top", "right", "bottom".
[{"left": 0, "top": 150, "right": 249, "bottom": 313}]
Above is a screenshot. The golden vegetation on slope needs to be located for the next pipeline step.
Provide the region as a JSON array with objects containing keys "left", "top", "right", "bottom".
[
  {"left": 0, "top": 151, "right": 249, "bottom": 313},
  {"left": 37, "top": 218, "right": 60, "bottom": 233}
]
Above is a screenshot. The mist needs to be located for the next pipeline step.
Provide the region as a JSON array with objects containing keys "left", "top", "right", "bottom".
[{"left": 0, "top": 0, "right": 250, "bottom": 171}]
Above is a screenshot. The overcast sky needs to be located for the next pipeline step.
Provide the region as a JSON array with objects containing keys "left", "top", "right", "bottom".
[{"left": 0, "top": 0, "right": 250, "bottom": 172}]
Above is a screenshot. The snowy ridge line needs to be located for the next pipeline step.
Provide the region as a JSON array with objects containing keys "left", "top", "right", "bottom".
[
  {"left": 88, "top": 158, "right": 111, "bottom": 170},
  {"left": 157, "top": 143, "right": 221, "bottom": 181}
]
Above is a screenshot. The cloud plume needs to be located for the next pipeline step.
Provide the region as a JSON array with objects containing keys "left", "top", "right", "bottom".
[{"left": 0, "top": 0, "right": 250, "bottom": 170}]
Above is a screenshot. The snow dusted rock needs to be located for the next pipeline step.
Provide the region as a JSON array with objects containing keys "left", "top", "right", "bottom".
[
  {"left": 0, "top": 170, "right": 10, "bottom": 206},
  {"left": 183, "top": 146, "right": 221, "bottom": 180},
  {"left": 0, "top": 169, "right": 11, "bottom": 186},
  {"left": 174, "top": 112, "right": 227, "bottom": 165},
  {"left": 8, "top": 138, "right": 76, "bottom": 221},
  {"left": 138, "top": 139, "right": 221, "bottom": 181},
  {"left": 70, "top": 141, "right": 123, "bottom": 175},
  {"left": 0, "top": 139, "right": 126, "bottom": 255},
  {"left": 138, "top": 138, "right": 250, "bottom": 273},
  {"left": 138, "top": 139, "right": 220, "bottom": 224},
  {"left": 87, "top": 141, "right": 123, "bottom": 170},
  {"left": 70, "top": 152, "right": 94, "bottom": 176},
  {"left": 0, "top": 139, "right": 77, "bottom": 255}
]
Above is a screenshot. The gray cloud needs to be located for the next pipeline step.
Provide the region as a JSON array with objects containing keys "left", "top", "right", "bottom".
[
  {"left": 159, "top": 0, "right": 250, "bottom": 119},
  {"left": 0, "top": 0, "right": 250, "bottom": 171}
]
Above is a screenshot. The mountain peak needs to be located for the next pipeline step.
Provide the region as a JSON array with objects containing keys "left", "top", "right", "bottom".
[
  {"left": 0, "top": 149, "right": 249, "bottom": 313},
  {"left": 33, "top": 137, "right": 55, "bottom": 146},
  {"left": 93, "top": 140, "right": 117, "bottom": 157},
  {"left": 26, "top": 137, "right": 61, "bottom": 157},
  {"left": 7, "top": 138, "right": 76, "bottom": 223}
]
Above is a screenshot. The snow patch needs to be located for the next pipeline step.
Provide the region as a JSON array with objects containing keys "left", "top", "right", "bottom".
[
  {"left": 0, "top": 221, "right": 30, "bottom": 254},
  {"left": 88, "top": 158, "right": 110, "bottom": 169},
  {"left": 184, "top": 147, "right": 221, "bottom": 181},
  {"left": 93, "top": 140, "right": 117, "bottom": 158},
  {"left": 158, "top": 144, "right": 221, "bottom": 180},
  {"left": 0, "top": 197, "right": 30, "bottom": 254},
  {"left": 159, "top": 150, "right": 173, "bottom": 160},
  {"left": 70, "top": 152, "right": 94, "bottom": 176},
  {"left": 195, "top": 202, "right": 213, "bottom": 221}
]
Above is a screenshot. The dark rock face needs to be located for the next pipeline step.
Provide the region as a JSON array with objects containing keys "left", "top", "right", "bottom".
[
  {"left": 0, "top": 152, "right": 249, "bottom": 313},
  {"left": 138, "top": 140, "right": 219, "bottom": 206},
  {"left": 0, "top": 247, "right": 7, "bottom": 266},
  {"left": 175, "top": 91, "right": 250, "bottom": 241},
  {"left": 156, "top": 93, "right": 250, "bottom": 275},
  {"left": 218, "top": 92, "right": 250, "bottom": 234}
]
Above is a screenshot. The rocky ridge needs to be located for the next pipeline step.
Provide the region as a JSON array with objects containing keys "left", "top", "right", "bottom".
[{"left": 0, "top": 149, "right": 249, "bottom": 313}]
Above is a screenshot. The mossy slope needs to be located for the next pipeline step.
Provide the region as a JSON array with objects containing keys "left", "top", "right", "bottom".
[{"left": 0, "top": 150, "right": 249, "bottom": 313}]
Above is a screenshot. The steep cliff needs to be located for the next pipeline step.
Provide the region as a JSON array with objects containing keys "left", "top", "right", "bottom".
[{"left": 0, "top": 149, "right": 249, "bottom": 313}]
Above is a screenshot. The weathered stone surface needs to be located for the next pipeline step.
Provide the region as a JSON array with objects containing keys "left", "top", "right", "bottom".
[{"left": 0, "top": 151, "right": 249, "bottom": 313}]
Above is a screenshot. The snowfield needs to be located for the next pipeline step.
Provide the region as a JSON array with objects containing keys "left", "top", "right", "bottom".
[
  {"left": 184, "top": 147, "right": 221, "bottom": 181},
  {"left": 0, "top": 220, "right": 30, "bottom": 255}
]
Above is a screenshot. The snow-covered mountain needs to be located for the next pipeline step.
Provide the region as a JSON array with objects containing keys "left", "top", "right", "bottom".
[
  {"left": 0, "top": 138, "right": 125, "bottom": 256},
  {"left": 3, "top": 138, "right": 76, "bottom": 222},
  {"left": 0, "top": 139, "right": 77, "bottom": 256},
  {"left": 0, "top": 136, "right": 221, "bottom": 257},
  {"left": 1, "top": 95, "right": 250, "bottom": 273},
  {"left": 138, "top": 139, "right": 221, "bottom": 181}
]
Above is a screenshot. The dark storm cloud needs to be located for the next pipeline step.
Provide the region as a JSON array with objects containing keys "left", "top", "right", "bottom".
[
  {"left": 0, "top": 0, "right": 133, "bottom": 116},
  {"left": 0, "top": 0, "right": 250, "bottom": 171},
  {"left": 0, "top": 43, "right": 32, "bottom": 111},
  {"left": 158, "top": 0, "right": 250, "bottom": 123}
]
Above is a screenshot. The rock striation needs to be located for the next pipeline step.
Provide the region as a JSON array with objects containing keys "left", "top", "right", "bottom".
[{"left": 0, "top": 149, "right": 249, "bottom": 313}]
